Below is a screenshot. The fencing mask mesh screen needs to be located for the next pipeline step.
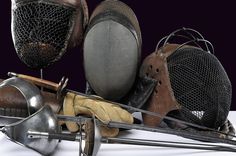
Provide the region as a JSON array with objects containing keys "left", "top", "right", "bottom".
[
  {"left": 11, "top": 1, "right": 76, "bottom": 69},
  {"left": 84, "top": 0, "right": 142, "bottom": 100},
  {"left": 140, "top": 28, "right": 232, "bottom": 130},
  {"left": 167, "top": 47, "right": 231, "bottom": 128}
]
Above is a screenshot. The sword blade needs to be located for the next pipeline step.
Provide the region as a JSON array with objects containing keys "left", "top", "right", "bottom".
[
  {"left": 57, "top": 114, "right": 91, "bottom": 122},
  {"left": 67, "top": 89, "right": 236, "bottom": 139},
  {"left": 105, "top": 121, "right": 236, "bottom": 146},
  {"left": 102, "top": 137, "right": 236, "bottom": 152},
  {"left": 1, "top": 112, "right": 236, "bottom": 153},
  {"left": 1, "top": 112, "right": 236, "bottom": 147},
  {"left": 0, "top": 114, "right": 90, "bottom": 127},
  {"left": 8, "top": 72, "right": 236, "bottom": 139},
  {"left": 0, "top": 115, "right": 23, "bottom": 127}
]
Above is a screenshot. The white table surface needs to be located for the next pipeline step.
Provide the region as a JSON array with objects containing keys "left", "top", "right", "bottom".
[{"left": 0, "top": 111, "right": 236, "bottom": 156}]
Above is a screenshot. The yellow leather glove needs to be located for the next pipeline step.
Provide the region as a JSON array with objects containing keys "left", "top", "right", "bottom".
[{"left": 62, "top": 92, "right": 134, "bottom": 137}]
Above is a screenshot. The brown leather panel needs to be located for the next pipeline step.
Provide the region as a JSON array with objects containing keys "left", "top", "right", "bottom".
[{"left": 139, "top": 44, "right": 182, "bottom": 127}]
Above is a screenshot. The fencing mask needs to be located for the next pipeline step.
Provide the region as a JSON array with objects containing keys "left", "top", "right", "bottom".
[
  {"left": 11, "top": 0, "right": 88, "bottom": 69},
  {"left": 83, "top": 0, "right": 142, "bottom": 101},
  {"left": 140, "top": 28, "right": 232, "bottom": 131}
]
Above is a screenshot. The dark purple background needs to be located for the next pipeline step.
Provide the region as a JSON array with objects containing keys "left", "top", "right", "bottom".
[{"left": 0, "top": 1, "right": 235, "bottom": 110}]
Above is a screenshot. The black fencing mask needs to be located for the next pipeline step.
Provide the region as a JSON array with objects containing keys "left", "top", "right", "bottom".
[{"left": 140, "top": 28, "right": 232, "bottom": 130}]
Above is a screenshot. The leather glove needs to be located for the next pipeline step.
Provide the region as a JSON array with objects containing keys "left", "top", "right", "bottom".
[{"left": 62, "top": 92, "right": 134, "bottom": 137}]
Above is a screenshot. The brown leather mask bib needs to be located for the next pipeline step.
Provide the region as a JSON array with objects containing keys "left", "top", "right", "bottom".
[{"left": 140, "top": 44, "right": 181, "bottom": 126}]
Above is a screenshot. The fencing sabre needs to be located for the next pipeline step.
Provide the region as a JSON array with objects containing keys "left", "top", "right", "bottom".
[{"left": 8, "top": 72, "right": 236, "bottom": 140}]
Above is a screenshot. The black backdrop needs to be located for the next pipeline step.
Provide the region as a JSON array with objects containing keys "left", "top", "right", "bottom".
[{"left": 0, "top": 0, "right": 235, "bottom": 110}]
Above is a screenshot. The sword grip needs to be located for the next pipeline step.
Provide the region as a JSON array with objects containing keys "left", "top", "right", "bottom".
[
  {"left": 8, "top": 72, "right": 59, "bottom": 91},
  {"left": 28, "top": 130, "right": 81, "bottom": 142},
  {"left": 49, "top": 133, "right": 78, "bottom": 141}
]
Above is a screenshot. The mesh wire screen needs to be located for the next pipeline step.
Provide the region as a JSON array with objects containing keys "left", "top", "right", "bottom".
[
  {"left": 167, "top": 47, "right": 232, "bottom": 129},
  {"left": 90, "top": 0, "right": 142, "bottom": 44},
  {"left": 12, "top": 1, "right": 75, "bottom": 69}
]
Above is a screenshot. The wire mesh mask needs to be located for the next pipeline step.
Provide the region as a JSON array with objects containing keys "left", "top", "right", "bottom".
[
  {"left": 140, "top": 28, "right": 232, "bottom": 130},
  {"left": 83, "top": 0, "right": 142, "bottom": 101},
  {"left": 167, "top": 47, "right": 231, "bottom": 129},
  {"left": 11, "top": 0, "right": 88, "bottom": 69}
]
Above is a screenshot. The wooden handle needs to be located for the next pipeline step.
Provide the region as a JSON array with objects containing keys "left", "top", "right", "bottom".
[{"left": 8, "top": 72, "right": 59, "bottom": 91}]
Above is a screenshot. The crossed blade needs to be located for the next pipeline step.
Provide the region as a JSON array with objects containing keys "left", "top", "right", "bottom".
[{"left": 1, "top": 106, "right": 236, "bottom": 156}]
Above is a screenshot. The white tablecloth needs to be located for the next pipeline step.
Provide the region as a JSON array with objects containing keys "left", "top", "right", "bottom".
[{"left": 0, "top": 112, "right": 235, "bottom": 156}]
